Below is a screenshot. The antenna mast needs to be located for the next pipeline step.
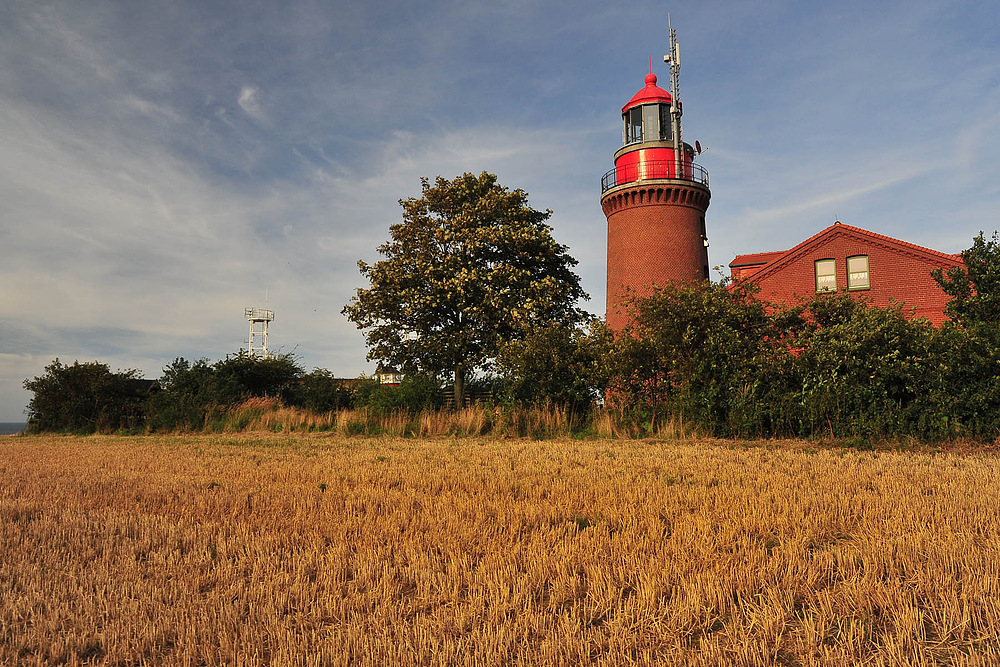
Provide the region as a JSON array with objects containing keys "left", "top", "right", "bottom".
[{"left": 665, "top": 15, "right": 683, "bottom": 180}]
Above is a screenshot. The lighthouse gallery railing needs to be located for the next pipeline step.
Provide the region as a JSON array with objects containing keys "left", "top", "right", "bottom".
[{"left": 601, "top": 160, "right": 709, "bottom": 193}]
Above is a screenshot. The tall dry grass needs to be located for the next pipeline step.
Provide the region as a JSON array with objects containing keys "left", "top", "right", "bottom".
[
  {"left": 2, "top": 434, "right": 1000, "bottom": 665},
  {"left": 218, "top": 399, "right": 605, "bottom": 439}
]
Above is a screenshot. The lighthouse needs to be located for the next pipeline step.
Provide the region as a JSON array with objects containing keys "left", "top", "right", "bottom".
[{"left": 601, "top": 26, "right": 711, "bottom": 331}]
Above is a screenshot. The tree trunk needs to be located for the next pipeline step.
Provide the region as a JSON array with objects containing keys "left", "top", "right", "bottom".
[{"left": 453, "top": 363, "right": 466, "bottom": 409}]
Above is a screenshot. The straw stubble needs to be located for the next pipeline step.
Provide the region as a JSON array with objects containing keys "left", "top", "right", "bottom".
[{"left": 2, "top": 434, "right": 998, "bottom": 665}]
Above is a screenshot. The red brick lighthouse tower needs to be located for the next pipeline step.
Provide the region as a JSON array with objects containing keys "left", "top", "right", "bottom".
[{"left": 601, "top": 26, "right": 710, "bottom": 331}]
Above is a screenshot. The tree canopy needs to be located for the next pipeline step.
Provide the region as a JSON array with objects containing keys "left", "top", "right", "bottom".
[
  {"left": 933, "top": 231, "right": 1000, "bottom": 336},
  {"left": 495, "top": 320, "right": 607, "bottom": 412},
  {"left": 23, "top": 359, "right": 145, "bottom": 433},
  {"left": 342, "top": 172, "right": 587, "bottom": 405}
]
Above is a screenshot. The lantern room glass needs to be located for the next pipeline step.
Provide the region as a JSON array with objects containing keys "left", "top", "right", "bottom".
[
  {"left": 626, "top": 107, "right": 643, "bottom": 144},
  {"left": 659, "top": 105, "right": 673, "bottom": 141}
]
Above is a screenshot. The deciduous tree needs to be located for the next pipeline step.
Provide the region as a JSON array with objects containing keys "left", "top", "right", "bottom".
[
  {"left": 343, "top": 172, "right": 587, "bottom": 406},
  {"left": 933, "top": 231, "right": 1000, "bottom": 336}
]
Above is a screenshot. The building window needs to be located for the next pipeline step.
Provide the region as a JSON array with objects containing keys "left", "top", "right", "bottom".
[
  {"left": 815, "top": 259, "right": 836, "bottom": 292},
  {"left": 847, "top": 255, "right": 870, "bottom": 290}
]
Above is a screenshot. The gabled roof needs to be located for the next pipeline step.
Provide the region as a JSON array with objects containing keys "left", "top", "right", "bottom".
[{"left": 732, "top": 223, "right": 962, "bottom": 283}]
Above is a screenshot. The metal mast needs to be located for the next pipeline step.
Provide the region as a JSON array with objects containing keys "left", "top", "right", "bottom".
[{"left": 665, "top": 16, "right": 682, "bottom": 180}]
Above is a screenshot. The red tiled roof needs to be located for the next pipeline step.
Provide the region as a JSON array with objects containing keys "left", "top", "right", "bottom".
[
  {"left": 800, "top": 223, "right": 960, "bottom": 262},
  {"left": 730, "top": 250, "right": 788, "bottom": 267}
]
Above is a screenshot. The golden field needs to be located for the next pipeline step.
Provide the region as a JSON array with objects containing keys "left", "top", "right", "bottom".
[{"left": 2, "top": 433, "right": 999, "bottom": 666}]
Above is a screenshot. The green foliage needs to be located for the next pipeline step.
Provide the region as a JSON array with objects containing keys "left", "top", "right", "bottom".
[
  {"left": 933, "top": 231, "right": 1000, "bottom": 338},
  {"left": 495, "top": 320, "right": 608, "bottom": 411},
  {"left": 793, "top": 296, "right": 941, "bottom": 437},
  {"left": 286, "top": 368, "right": 358, "bottom": 412},
  {"left": 211, "top": 351, "right": 303, "bottom": 404},
  {"left": 24, "top": 232, "right": 1000, "bottom": 442},
  {"left": 147, "top": 353, "right": 303, "bottom": 432},
  {"left": 605, "top": 280, "right": 803, "bottom": 436},
  {"left": 146, "top": 358, "right": 216, "bottom": 431},
  {"left": 601, "top": 274, "right": 1000, "bottom": 440},
  {"left": 342, "top": 172, "right": 588, "bottom": 406},
  {"left": 926, "top": 322, "right": 1000, "bottom": 437},
  {"left": 928, "top": 231, "right": 1000, "bottom": 436},
  {"left": 357, "top": 373, "right": 443, "bottom": 414},
  {"left": 23, "top": 359, "right": 145, "bottom": 433}
]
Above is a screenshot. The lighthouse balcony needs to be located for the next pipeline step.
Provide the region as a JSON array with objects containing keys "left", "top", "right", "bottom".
[{"left": 601, "top": 160, "right": 709, "bottom": 193}]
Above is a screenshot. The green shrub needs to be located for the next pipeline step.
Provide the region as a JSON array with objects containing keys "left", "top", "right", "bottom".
[
  {"left": 360, "top": 373, "right": 443, "bottom": 414},
  {"left": 286, "top": 368, "right": 358, "bottom": 412},
  {"left": 495, "top": 320, "right": 607, "bottom": 412},
  {"left": 23, "top": 359, "right": 145, "bottom": 434}
]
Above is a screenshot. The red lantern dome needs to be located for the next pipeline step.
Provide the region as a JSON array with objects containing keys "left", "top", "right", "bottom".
[{"left": 622, "top": 71, "right": 672, "bottom": 112}]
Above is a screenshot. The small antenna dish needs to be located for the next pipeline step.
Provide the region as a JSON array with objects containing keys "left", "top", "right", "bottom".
[{"left": 695, "top": 140, "right": 702, "bottom": 154}]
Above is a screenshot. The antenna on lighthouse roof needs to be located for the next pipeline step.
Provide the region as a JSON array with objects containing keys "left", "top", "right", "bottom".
[{"left": 664, "top": 15, "right": 683, "bottom": 180}]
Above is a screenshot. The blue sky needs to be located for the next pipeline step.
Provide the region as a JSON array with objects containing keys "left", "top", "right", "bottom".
[{"left": 2, "top": 1, "right": 999, "bottom": 420}]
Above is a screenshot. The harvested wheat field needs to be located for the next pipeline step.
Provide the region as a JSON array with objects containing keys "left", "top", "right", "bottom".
[{"left": 2, "top": 434, "right": 1000, "bottom": 666}]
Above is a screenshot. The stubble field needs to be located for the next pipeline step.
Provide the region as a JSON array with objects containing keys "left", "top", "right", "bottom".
[{"left": 2, "top": 433, "right": 999, "bottom": 666}]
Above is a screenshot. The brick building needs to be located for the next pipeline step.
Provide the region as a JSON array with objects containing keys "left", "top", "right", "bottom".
[{"left": 729, "top": 222, "right": 963, "bottom": 325}]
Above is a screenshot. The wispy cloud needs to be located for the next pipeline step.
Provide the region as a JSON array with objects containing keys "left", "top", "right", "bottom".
[
  {"left": 119, "top": 95, "right": 181, "bottom": 122},
  {"left": 3, "top": 0, "right": 1000, "bottom": 419},
  {"left": 238, "top": 85, "right": 264, "bottom": 121},
  {"left": 0, "top": 83, "right": 605, "bottom": 418},
  {"left": 740, "top": 162, "right": 932, "bottom": 227}
]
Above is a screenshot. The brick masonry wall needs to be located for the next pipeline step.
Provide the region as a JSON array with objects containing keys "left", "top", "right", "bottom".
[
  {"left": 602, "top": 182, "right": 710, "bottom": 331},
  {"left": 751, "top": 235, "right": 962, "bottom": 326}
]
